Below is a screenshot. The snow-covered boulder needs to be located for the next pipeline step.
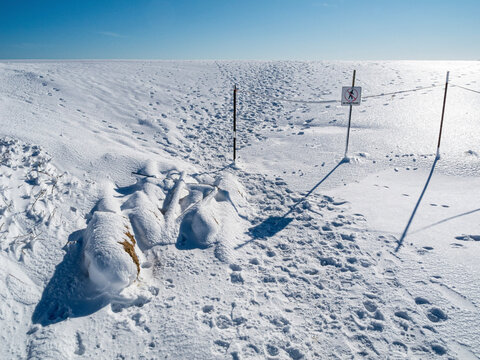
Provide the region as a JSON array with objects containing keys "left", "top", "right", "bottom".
[
  {"left": 178, "top": 194, "right": 219, "bottom": 249},
  {"left": 83, "top": 211, "right": 140, "bottom": 292},
  {"left": 214, "top": 172, "right": 249, "bottom": 219},
  {"left": 178, "top": 173, "right": 249, "bottom": 261},
  {"left": 122, "top": 191, "right": 167, "bottom": 248},
  {"left": 96, "top": 194, "right": 121, "bottom": 213}
]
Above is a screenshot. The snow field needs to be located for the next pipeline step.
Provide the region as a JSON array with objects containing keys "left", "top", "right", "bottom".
[{"left": 0, "top": 60, "right": 478, "bottom": 359}]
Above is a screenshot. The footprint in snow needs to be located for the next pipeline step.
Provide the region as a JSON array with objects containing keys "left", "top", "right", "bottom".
[
  {"left": 426, "top": 307, "right": 448, "bottom": 322},
  {"left": 455, "top": 235, "right": 480, "bottom": 242}
]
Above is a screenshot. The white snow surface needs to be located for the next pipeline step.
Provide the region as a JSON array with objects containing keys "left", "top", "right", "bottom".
[{"left": 0, "top": 60, "right": 479, "bottom": 359}]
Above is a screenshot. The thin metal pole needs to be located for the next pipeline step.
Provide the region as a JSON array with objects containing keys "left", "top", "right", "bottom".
[
  {"left": 436, "top": 71, "right": 449, "bottom": 159},
  {"left": 344, "top": 70, "right": 356, "bottom": 158},
  {"left": 233, "top": 84, "right": 237, "bottom": 162}
]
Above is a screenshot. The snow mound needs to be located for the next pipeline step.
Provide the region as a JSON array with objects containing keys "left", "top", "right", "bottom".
[
  {"left": 139, "top": 159, "right": 159, "bottom": 177},
  {"left": 178, "top": 173, "right": 249, "bottom": 261},
  {"left": 95, "top": 192, "right": 121, "bottom": 213},
  {"left": 178, "top": 187, "right": 219, "bottom": 249},
  {"left": 214, "top": 172, "right": 249, "bottom": 218},
  {"left": 83, "top": 211, "right": 140, "bottom": 292},
  {"left": 123, "top": 191, "right": 166, "bottom": 248},
  {"left": 342, "top": 152, "right": 370, "bottom": 164}
]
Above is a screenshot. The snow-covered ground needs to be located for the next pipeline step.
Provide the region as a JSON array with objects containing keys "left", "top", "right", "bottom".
[{"left": 0, "top": 60, "right": 479, "bottom": 359}]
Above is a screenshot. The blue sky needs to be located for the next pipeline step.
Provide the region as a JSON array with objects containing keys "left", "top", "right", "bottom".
[{"left": 1, "top": 0, "right": 478, "bottom": 60}]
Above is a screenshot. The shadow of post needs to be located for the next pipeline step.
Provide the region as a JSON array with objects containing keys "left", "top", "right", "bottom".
[
  {"left": 410, "top": 208, "right": 480, "bottom": 235},
  {"left": 191, "top": 162, "right": 237, "bottom": 178},
  {"left": 31, "top": 230, "right": 111, "bottom": 326},
  {"left": 236, "top": 160, "right": 345, "bottom": 249},
  {"left": 281, "top": 160, "right": 345, "bottom": 220},
  {"left": 395, "top": 157, "right": 439, "bottom": 252}
]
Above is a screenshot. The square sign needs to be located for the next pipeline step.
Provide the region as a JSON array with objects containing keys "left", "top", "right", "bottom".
[{"left": 341, "top": 86, "right": 362, "bottom": 106}]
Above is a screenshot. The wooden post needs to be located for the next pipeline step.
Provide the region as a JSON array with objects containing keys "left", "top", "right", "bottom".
[
  {"left": 344, "top": 70, "right": 356, "bottom": 158},
  {"left": 233, "top": 84, "right": 237, "bottom": 162},
  {"left": 436, "top": 71, "right": 449, "bottom": 159}
]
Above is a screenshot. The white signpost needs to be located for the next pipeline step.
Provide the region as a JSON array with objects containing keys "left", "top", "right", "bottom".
[
  {"left": 341, "top": 71, "right": 361, "bottom": 158},
  {"left": 341, "top": 86, "right": 362, "bottom": 106}
]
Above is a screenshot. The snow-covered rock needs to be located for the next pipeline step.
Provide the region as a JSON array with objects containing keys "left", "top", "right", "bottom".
[
  {"left": 123, "top": 191, "right": 167, "bottom": 248},
  {"left": 214, "top": 172, "right": 250, "bottom": 219},
  {"left": 178, "top": 190, "right": 219, "bottom": 249},
  {"left": 83, "top": 211, "right": 140, "bottom": 292},
  {"left": 178, "top": 173, "right": 249, "bottom": 261}
]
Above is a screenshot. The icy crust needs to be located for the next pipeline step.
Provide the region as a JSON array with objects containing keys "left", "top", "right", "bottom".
[{"left": 83, "top": 212, "right": 140, "bottom": 292}]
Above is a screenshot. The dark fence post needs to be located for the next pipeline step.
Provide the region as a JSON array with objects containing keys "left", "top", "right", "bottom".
[
  {"left": 344, "top": 69, "right": 356, "bottom": 158},
  {"left": 233, "top": 84, "right": 237, "bottom": 162},
  {"left": 436, "top": 71, "right": 450, "bottom": 159}
]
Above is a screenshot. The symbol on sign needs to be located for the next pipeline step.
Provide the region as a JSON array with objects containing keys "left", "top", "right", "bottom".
[
  {"left": 345, "top": 88, "right": 358, "bottom": 102},
  {"left": 341, "top": 86, "right": 362, "bottom": 106}
]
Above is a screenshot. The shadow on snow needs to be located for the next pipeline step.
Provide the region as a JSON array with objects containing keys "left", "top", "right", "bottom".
[
  {"left": 31, "top": 230, "right": 111, "bottom": 326},
  {"left": 396, "top": 157, "right": 439, "bottom": 252},
  {"left": 236, "top": 159, "right": 345, "bottom": 249},
  {"left": 410, "top": 207, "right": 480, "bottom": 235}
]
